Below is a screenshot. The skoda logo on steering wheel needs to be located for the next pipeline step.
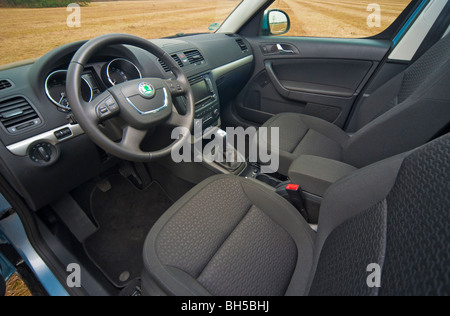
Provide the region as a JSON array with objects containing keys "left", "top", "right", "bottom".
[{"left": 139, "top": 82, "right": 156, "bottom": 98}]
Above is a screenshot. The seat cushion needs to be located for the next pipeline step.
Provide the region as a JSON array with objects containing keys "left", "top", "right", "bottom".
[
  {"left": 142, "top": 175, "right": 315, "bottom": 296},
  {"left": 260, "top": 113, "right": 349, "bottom": 175}
]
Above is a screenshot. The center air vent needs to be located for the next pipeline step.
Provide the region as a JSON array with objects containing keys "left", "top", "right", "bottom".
[
  {"left": 184, "top": 50, "right": 205, "bottom": 65},
  {"left": 159, "top": 54, "right": 184, "bottom": 72},
  {"left": 0, "top": 80, "right": 13, "bottom": 91},
  {"left": 236, "top": 39, "right": 248, "bottom": 52},
  {"left": 0, "top": 97, "right": 41, "bottom": 133},
  {"left": 172, "top": 55, "right": 184, "bottom": 68}
]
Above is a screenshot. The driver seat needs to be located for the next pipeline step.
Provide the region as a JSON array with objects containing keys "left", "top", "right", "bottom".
[{"left": 141, "top": 134, "right": 450, "bottom": 296}]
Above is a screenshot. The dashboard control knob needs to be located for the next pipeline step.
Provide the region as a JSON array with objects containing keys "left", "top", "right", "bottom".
[
  {"left": 29, "top": 142, "right": 58, "bottom": 165},
  {"left": 37, "top": 146, "right": 51, "bottom": 162}
]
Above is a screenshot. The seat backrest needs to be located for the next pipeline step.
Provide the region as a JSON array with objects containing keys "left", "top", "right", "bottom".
[
  {"left": 308, "top": 133, "right": 450, "bottom": 296},
  {"left": 342, "top": 33, "right": 450, "bottom": 168},
  {"left": 356, "top": 33, "right": 450, "bottom": 130}
]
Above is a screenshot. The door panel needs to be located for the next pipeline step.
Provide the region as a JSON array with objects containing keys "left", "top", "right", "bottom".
[
  {"left": 236, "top": 37, "right": 391, "bottom": 127},
  {"left": 268, "top": 59, "right": 373, "bottom": 97}
]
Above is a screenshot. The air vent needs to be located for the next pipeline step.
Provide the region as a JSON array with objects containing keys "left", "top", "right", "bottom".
[
  {"left": 184, "top": 50, "right": 205, "bottom": 65},
  {"left": 172, "top": 55, "right": 184, "bottom": 68},
  {"left": 159, "top": 54, "right": 184, "bottom": 72},
  {"left": 0, "top": 97, "right": 41, "bottom": 133},
  {"left": 236, "top": 39, "right": 248, "bottom": 52},
  {"left": 0, "top": 80, "right": 13, "bottom": 90},
  {"left": 158, "top": 59, "right": 171, "bottom": 72}
]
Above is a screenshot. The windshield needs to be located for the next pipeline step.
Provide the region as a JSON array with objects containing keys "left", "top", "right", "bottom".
[{"left": 0, "top": 0, "right": 242, "bottom": 66}]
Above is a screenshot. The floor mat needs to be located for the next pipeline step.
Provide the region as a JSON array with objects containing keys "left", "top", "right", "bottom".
[{"left": 83, "top": 175, "right": 173, "bottom": 288}]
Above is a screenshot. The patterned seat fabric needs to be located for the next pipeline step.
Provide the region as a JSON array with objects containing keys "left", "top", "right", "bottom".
[{"left": 142, "top": 134, "right": 450, "bottom": 296}]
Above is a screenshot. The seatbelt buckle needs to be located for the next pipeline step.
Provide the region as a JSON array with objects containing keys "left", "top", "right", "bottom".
[{"left": 285, "top": 184, "right": 310, "bottom": 222}]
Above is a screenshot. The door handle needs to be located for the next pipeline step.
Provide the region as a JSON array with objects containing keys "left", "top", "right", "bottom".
[{"left": 276, "top": 44, "right": 295, "bottom": 54}]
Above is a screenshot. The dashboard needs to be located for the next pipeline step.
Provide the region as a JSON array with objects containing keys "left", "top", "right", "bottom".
[
  {"left": 45, "top": 58, "right": 143, "bottom": 111},
  {"left": 0, "top": 33, "right": 254, "bottom": 210}
]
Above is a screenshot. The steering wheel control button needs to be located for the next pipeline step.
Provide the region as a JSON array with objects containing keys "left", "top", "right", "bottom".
[
  {"left": 107, "top": 102, "right": 119, "bottom": 111},
  {"left": 96, "top": 97, "right": 120, "bottom": 121},
  {"left": 105, "top": 98, "right": 114, "bottom": 106},
  {"left": 166, "top": 80, "right": 185, "bottom": 96},
  {"left": 167, "top": 81, "right": 176, "bottom": 92},
  {"left": 138, "top": 82, "right": 156, "bottom": 99}
]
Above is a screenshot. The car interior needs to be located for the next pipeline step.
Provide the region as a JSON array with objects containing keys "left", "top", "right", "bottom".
[{"left": 0, "top": 0, "right": 449, "bottom": 296}]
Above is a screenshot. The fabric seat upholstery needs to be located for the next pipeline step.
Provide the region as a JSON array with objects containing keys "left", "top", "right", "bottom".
[
  {"left": 142, "top": 134, "right": 450, "bottom": 296},
  {"left": 142, "top": 175, "right": 315, "bottom": 296},
  {"left": 260, "top": 33, "right": 450, "bottom": 175}
]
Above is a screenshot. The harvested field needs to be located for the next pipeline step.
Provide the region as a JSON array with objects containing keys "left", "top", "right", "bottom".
[
  {"left": 6, "top": 274, "right": 32, "bottom": 296},
  {"left": 0, "top": 0, "right": 411, "bottom": 65},
  {"left": 273, "top": 0, "right": 411, "bottom": 38},
  {"left": 0, "top": 0, "right": 240, "bottom": 65}
]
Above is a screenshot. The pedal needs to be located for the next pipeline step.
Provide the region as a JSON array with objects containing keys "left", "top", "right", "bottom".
[
  {"left": 95, "top": 178, "right": 111, "bottom": 193},
  {"left": 119, "top": 162, "right": 152, "bottom": 189}
]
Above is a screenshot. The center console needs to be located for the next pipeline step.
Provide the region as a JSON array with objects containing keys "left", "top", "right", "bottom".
[
  {"left": 173, "top": 72, "right": 247, "bottom": 175},
  {"left": 192, "top": 73, "right": 221, "bottom": 129},
  {"left": 192, "top": 74, "right": 221, "bottom": 130},
  {"left": 173, "top": 72, "right": 221, "bottom": 130},
  {"left": 238, "top": 156, "right": 358, "bottom": 224}
]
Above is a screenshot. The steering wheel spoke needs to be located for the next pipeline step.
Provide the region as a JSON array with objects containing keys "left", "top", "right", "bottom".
[
  {"left": 166, "top": 110, "right": 187, "bottom": 128},
  {"left": 120, "top": 125, "right": 148, "bottom": 152}
]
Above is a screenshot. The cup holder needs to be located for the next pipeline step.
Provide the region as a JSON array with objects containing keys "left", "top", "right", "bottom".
[{"left": 256, "top": 174, "right": 283, "bottom": 188}]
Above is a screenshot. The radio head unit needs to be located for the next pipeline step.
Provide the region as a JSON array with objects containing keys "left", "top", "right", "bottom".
[
  {"left": 190, "top": 75, "right": 216, "bottom": 106},
  {"left": 172, "top": 73, "right": 220, "bottom": 130},
  {"left": 190, "top": 73, "right": 220, "bottom": 130}
]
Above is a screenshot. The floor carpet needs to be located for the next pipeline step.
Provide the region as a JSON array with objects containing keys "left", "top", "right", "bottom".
[{"left": 83, "top": 175, "right": 173, "bottom": 287}]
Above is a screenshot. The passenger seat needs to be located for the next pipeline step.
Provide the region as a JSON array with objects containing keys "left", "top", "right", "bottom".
[{"left": 259, "top": 33, "right": 450, "bottom": 175}]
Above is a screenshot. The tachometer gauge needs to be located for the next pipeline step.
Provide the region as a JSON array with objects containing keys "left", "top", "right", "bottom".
[
  {"left": 45, "top": 70, "right": 93, "bottom": 111},
  {"left": 105, "top": 58, "right": 142, "bottom": 86}
]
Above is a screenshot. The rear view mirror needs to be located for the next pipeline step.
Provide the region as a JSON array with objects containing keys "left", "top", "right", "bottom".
[{"left": 262, "top": 9, "right": 291, "bottom": 36}]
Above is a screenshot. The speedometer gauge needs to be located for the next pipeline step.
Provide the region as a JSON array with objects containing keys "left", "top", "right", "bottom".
[
  {"left": 105, "top": 58, "right": 142, "bottom": 86},
  {"left": 45, "top": 70, "right": 93, "bottom": 111}
]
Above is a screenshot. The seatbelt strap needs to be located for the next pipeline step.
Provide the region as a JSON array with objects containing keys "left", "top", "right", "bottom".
[{"left": 410, "top": 3, "right": 450, "bottom": 64}]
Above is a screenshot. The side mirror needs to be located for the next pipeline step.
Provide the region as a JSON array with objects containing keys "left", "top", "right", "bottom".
[{"left": 262, "top": 9, "right": 291, "bottom": 36}]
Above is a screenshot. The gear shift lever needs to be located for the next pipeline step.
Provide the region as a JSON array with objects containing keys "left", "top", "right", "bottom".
[{"left": 209, "top": 129, "right": 243, "bottom": 172}]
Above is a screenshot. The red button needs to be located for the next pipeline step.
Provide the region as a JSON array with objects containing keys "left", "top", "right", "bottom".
[{"left": 286, "top": 184, "right": 300, "bottom": 191}]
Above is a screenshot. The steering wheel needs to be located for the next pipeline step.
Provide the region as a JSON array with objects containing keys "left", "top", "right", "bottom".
[{"left": 66, "top": 34, "right": 194, "bottom": 162}]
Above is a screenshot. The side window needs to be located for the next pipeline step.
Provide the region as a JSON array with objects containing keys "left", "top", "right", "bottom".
[{"left": 264, "top": 0, "right": 412, "bottom": 38}]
